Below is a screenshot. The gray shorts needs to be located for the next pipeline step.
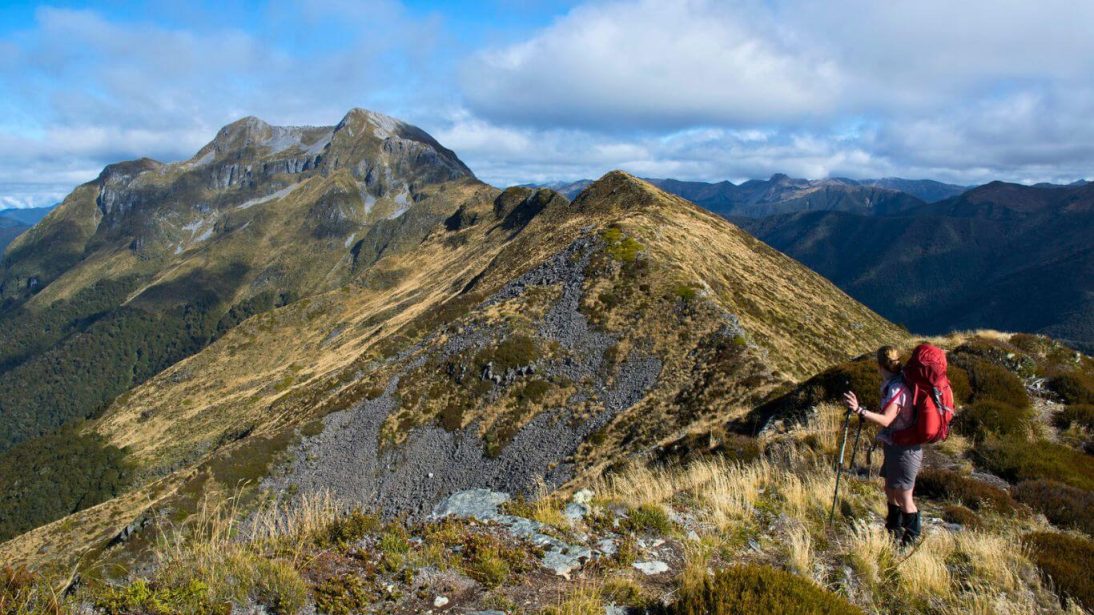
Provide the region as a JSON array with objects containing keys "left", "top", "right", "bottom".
[{"left": 881, "top": 442, "right": 923, "bottom": 490}]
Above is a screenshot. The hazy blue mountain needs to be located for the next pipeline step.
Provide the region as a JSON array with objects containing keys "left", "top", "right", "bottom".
[
  {"left": 528, "top": 175, "right": 934, "bottom": 217},
  {"left": 856, "top": 178, "right": 968, "bottom": 203},
  {"left": 0, "top": 218, "right": 29, "bottom": 254},
  {"left": 738, "top": 181, "right": 1094, "bottom": 351},
  {"left": 0, "top": 205, "right": 57, "bottom": 226},
  {"left": 518, "top": 179, "right": 591, "bottom": 199}
]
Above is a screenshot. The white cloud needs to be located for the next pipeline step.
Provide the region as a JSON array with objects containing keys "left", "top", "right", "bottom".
[
  {"left": 462, "top": 0, "right": 843, "bottom": 129},
  {"left": 433, "top": 109, "right": 893, "bottom": 187},
  {"left": 0, "top": 2, "right": 444, "bottom": 207},
  {"left": 455, "top": 0, "right": 1094, "bottom": 184},
  {"left": 2, "top": 0, "right": 1093, "bottom": 208}
]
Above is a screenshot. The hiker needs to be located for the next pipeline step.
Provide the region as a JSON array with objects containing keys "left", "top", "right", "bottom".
[{"left": 841, "top": 346, "right": 922, "bottom": 545}]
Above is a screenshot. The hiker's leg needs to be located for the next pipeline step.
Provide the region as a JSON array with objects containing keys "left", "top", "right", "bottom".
[
  {"left": 892, "top": 446, "right": 922, "bottom": 513},
  {"left": 884, "top": 487, "right": 902, "bottom": 535},
  {"left": 885, "top": 487, "right": 899, "bottom": 505},
  {"left": 895, "top": 488, "right": 918, "bottom": 513},
  {"left": 897, "top": 488, "right": 922, "bottom": 545}
]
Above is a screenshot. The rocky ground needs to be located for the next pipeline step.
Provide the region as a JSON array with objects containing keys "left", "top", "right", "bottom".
[{"left": 264, "top": 235, "right": 663, "bottom": 517}]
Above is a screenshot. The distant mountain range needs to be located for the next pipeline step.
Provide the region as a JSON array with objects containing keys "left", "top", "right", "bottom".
[
  {"left": 527, "top": 175, "right": 968, "bottom": 214},
  {"left": 0, "top": 206, "right": 56, "bottom": 226},
  {"left": 0, "top": 207, "right": 55, "bottom": 253},
  {"left": 737, "top": 181, "right": 1094, "bottom": 351}
]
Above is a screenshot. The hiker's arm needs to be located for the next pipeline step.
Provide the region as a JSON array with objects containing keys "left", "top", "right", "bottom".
[{"left": 842, "top": 391, "right": 899, "bottom": 427}]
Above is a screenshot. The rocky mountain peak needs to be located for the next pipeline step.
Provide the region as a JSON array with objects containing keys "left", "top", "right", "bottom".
[
  {"left": 335, "top": 108, "right": 406, "bottom": 140},
  {"left": 204, "top": 116, "right": 274, "bottom": 156},
  {"left": 327, "top": 107, "right": 476, "bottom": 183}
]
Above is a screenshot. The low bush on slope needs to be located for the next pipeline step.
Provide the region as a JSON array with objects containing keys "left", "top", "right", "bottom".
[
  {"left": 954, "top": 400, "right": 1034, "bottom": 441},
  {"left": 914, "top": 468, "right": 1018, "bottom": 514},
  {"left": 666, "top": 564, "right": 863, "bottom": 615},
  {"left": 972, "top": 431, "right": 1094, "bottom": 492},
  {"left": 1024, "top": 532, "right": 1094, "bottom": 611},
  {"left": 1014, "top": 480, "right": 1094, "bottom": 536}
]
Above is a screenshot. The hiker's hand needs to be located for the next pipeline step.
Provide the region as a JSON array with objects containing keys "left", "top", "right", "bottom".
[{"left": 842, "top": 391, "right": 859, "bottom": 412}]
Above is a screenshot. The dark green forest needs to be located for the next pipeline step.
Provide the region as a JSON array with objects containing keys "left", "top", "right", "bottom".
[{"left": 0, "top": 427, "right": 130, "bottom": 541}]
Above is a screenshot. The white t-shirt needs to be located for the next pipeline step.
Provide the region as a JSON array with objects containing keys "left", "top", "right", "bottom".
[{"left": 880, "top": 375, "right": 914, "bottom": 432}]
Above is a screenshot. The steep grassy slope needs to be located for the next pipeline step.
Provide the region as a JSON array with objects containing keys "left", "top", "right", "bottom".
[{"left": 0, "top": 172, "right": 900, "bottom": 577}]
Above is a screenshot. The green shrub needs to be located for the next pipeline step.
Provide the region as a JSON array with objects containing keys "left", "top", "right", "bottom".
[
  {"left": 94, "top": 579, "right": 223, "bottom": 615},
  {"left": 622, "top": 504, "right": 673, "bottom": 535},
  {"left": 476, "top": 334, "right": 539, "bottom": 373},
  {"left": 313, "top": 575, "right": 373, "bottom": 615},
  {"left": 1048, "top": 373, "right": 1094, "bottom": 406},
  {"left": 1024, "top": 532, "right": 1094, "bottom": 610},
  {"left": 953, "top": 337, "right": 1037, "bottom": 377},
  {"left": 973, "top": 436, "right": 1094, "bottom": 491},
  {"left": 745, "top": 356, "right": 885, "bottom": 433},
  {"left": 914, "top": 468, "right": 1017, "bottom": 513},
  {"left": 666, "top": 564, "right": 863, "bottom": 615},
  {"left": 1009, "top": 333, "right": 1050, "bottom": 355},
  {"left": 815, "top": 358, "right": 885, "bottom": 413},
  {"left": 963, "top": 359, "right": 1030, "bottom": 408},
  {"left": 1054, "top": 405, "right": 1094, "bottom": 431},
  {"left": 1013, "top": 480, "right": 1094, "bottom": 536},
  {"left": 459, "top": 533, "right": 532, "bottom": 588},
  {"left": 517, "top": 379, "right": 550, "bottom": 405},
  {"left": 314, "top": 509, "right": 381, "bottom": 549},
  {"left": 948, "top": 365, "right": 973, "bottom": 404},
  {"left": 941, "top": 504, "right": 981, "bottom": 528},
  {"left": 601, "top": 226, "right": 644, "bottom": 262},
  {"left": 955, "top": 400, "right": 1033, "bottom": 440},
  {"left": 672, "top": 284, "right": 698, "bottom": 302}
]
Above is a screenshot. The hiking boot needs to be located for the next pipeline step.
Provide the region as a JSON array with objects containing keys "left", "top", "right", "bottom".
[
  {"left": 885, "top": 504, "right": 902, "bottom": 538},
  {"left": 900, "top": 511, "right": 921, "bottom": 546}
]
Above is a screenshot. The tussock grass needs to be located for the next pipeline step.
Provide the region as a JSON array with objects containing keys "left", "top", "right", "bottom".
[{"left": 594, "top": 427, "right": 1065, "bottom": 614}]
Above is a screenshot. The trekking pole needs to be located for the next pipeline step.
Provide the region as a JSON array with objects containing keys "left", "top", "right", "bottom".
[
  {"left": 828, "top": 409, "right": 854, "bottom": 524},
  {"left": 847, "top": 414, "right": 864, "bottom": 474},
  {"left": 865, "top": 439, "right": 879, "bottom": 480}
]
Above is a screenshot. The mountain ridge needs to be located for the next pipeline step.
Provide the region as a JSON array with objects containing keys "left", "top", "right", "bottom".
[{"left": 0, "top": 149, "right": 898, "bottom": 572}]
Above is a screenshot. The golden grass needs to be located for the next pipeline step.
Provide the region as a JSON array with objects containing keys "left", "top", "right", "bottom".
[
  {"left": 246, "top": 490, "right": 343, "bottom": 563},
  {"left": 139, "top": 494, "right": 309, "bottom": 613},
  {"left": 896, "top": 531, "right": 953, "bottom": 603},
  {"left": 786, "top": 523, "right": 815, "bottom": 579},
  {"left": 527, "top": 480, "right": 570, "bottom": 529},
  {"left": 539, "top": 582, "right": 605, "bottom": 615},
  {"left": 595, "top": 439, "right": 1064, "bottom": 615}
]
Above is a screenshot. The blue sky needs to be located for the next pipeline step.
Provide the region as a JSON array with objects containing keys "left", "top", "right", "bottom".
[{"left": 1, "top": 0, "right": 1092, "bottom": 208}]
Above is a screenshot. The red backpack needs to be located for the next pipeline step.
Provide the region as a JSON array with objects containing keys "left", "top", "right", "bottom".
[{"left": 891, "top": 343, "right": 955, "bottom": 445}]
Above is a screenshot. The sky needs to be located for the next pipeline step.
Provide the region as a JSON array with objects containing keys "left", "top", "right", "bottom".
[{"left": 1, "top": 0, "right": 1092, "bottom": 208}]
